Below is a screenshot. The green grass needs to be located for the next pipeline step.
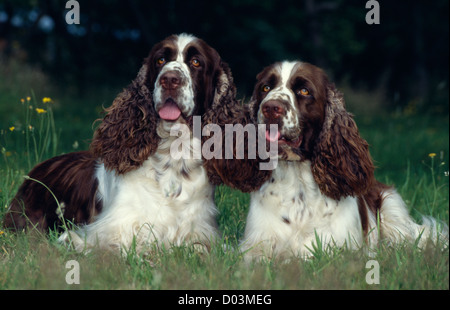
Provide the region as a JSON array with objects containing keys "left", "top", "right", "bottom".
[{"left": 0, "top": 60, "right": 448, "bottom": 290}]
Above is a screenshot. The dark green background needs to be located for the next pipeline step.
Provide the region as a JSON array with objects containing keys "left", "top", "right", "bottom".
[{"left": 1, "top": 0, "right": 448, "bottom": 113}]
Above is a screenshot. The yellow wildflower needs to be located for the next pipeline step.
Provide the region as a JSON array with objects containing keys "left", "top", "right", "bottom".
[
  {"left": 20, "top": 98, "right": 25, "bottom": 103},
  {"left": 36, "top": 108, "right": 47, "bottom": 114},
  {"left": 9, "top": 126, "right": 15, "bottom": 132},
  {"left": 27, "top": 96, "right": 31, "bottom": 101},
  {"left": 0, "top": 230, "right": 4, "bottom": 236},
  {"left": 42, "top": 97, "right": 52, "bottom": 103},
  {"left": 428, "top": 153, "right": 437, "bottom": 158}
]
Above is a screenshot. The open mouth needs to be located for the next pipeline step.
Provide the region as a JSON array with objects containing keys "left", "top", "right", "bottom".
[
  {"left": 158, "top": 98, "right": 182, "bottom": 121},
  {"left": 265, "top": 128, "right": 302, "bottom": 148}
]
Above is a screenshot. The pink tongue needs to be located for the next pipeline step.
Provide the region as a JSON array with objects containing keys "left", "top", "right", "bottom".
[
  {"left": 265, "top": 128, "right": 281, "bottom": 142},
  {"left": 158, "top": 101, "right": 181, "bottom": 120}
]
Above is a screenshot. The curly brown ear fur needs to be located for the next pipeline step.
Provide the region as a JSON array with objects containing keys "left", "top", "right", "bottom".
[
  {"left": 202, "top": 62, "right": 272, "bottom": 192},
  {"left": 311, "top": 84, "right": 375, "bottom": 200},
  {"left": 90, "top": 62, "right": 160, "bottom": 174}
]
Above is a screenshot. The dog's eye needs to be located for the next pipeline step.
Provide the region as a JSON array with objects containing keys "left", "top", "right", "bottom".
[
  {"left": 262, "top": 85, "right": 271, "bottom": 92},
  {"left": 191, "top": 58, "right": 201, "bottom": 67},
  {"left": 157, "top": 57, "right": 166, "bottom": 66},
  {"left": 298, "top": 88, "right": 310, "bottom": 96}
]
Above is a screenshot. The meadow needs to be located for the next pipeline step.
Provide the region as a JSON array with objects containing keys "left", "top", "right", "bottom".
[{"left": 0, "top": 59, "right": 448, "bottom": 290}]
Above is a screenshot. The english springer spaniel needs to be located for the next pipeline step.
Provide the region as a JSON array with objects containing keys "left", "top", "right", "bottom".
[
  {"left": 237, "top": 61, "right": 448, "bottom": 260},
  {"left": 3, "top": 34, "right": 240, "bottom": 254}
]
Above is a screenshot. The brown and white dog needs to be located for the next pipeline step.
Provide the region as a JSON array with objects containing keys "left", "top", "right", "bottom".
[
  {"left": 4, "top": 34, "right": 241, "bottom": 254},
  {"left": 238, "top": 61, "right": 448, "bottom": 260}
]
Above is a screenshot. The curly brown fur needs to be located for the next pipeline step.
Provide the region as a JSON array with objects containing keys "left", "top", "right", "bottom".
[
  {"left": 240, "top": 61, "right": 448, "bottom": 260},
  {"left": 311, "top": 84, "right": 375, "bottom": 200},
  {"left": 245, "top": 61, "right": 375, "bottom": 199},
  {"left": 5, "top": 34, "right": 245, "bottom": 233},
  {"left": 90, "top": 63, "right": 160, "bottom": 174},
  {"left": 202, "top": 62, "right": 272, "bottom": 192}
]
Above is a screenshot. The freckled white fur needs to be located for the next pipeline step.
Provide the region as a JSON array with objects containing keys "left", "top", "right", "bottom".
[
  {"left": 241, "top": 161, "right": 363, "bottom": 260},
  {"left": 258, "top": 61, "right": 301, "bottom": 132},
  {"left": 241, "top": 160, "right": 449, "bottom": 261},
  {"left": 59, "top": 34, "right": 218, "bottom": 254},
  {"left": 61, "top": 121, "right": 218, "bottom": 254},
  {"left": 244, "top": 60, "right": 449, "bottom": 260},
  {"left": 153, "top": 34, "right": 196, "bottom": 116}
]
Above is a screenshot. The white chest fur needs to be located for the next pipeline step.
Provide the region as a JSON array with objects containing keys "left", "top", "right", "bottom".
[
  {"left": 242, "top": 161, "right": 363, "bottom": 259},
  {"left": 66, "top": 122, "right": 218, "bottom": 253}
]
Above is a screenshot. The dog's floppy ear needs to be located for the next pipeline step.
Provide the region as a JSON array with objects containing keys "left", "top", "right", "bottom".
[
  {"left": 202, "top": 62, "right": 272, "bottom": 192},
  {"left": 311, "top": 83, "right": 375, "bottom": 200},
  {"left": 90, "top": 61, "right": 160, "bottom": 174},
  {"left": 208, "top": 60, "right": 237, "bottom": 116}
]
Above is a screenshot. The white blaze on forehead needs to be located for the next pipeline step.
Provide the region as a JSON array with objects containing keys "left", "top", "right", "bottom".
[
  {"left": 278, "top": 61, "right": 301, "bottom": 87},
  {"left": 153, "top": 34, "right": 197, "bottom": 116},
  {"left": 258, "top": 61, "right": 303, "bottom": 132},
  {"left": 262, "top": 61, "right": 302, "bottom": 105},
  {"left": 175, "top": 33, "right": 196, "bottom": 62},
  {"left": 279, "top": 61, "right": 303, "bottom": 131}
]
